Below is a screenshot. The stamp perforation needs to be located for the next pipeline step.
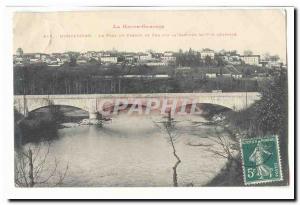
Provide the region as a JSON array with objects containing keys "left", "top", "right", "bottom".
[{"left": 240, "top": 135, "right": 283, "bottom": 186}]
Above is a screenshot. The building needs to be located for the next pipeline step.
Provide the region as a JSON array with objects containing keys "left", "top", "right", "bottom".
[
  {"left": 96, "top": 51, "right": 106, "bottom": 57},
  {"left": 259, "top": 60, "right": 268, "bottom": 67},
  {"left": 34, "top": 53, "right": 42, "bottom": 59},
  {"left": 205, "top": 73, "right": 217, "bottom": 78},
  {"left": 267, "top": 61, "right": 283, "bottom": 69},
  {"left": 29, "top": 58, "right": 41, "bottom": 63},
  {"left": 232, "top": 73, "right": 243, "bottom": 79},
  {"left": 145, "top": 61, "right": 167, "bottom": 66},
  {"left": 84, "top": 51, "right": 97, "bottom": 58},
  {"left": 175, "top": 66, "right": 191, "bottom": 76},
  {"left": 18, "top": 53, "right": 41, "bottom": 64},
  {"left": 219, "top": 53, "right": 241, "bottom": 65},
  {"left": 58, "top": 54, "right": 70, "bottom": 64},
  {"left": 13, "top": 56, "right": 24, "bottom": 65},
  {"left": 151, "top": 52, "right": 163, "bottom": 59},
  {"left": 100, "top": 56, "right": 118, "bottom": 64},
  {"left": 40, "top": 54, "right": 50, "bottom": 62},
  {"left": 138, "top": 53, "right": 152, "bottom": 61},
  {"left": 122, "top": 74, "right": 169, "bottom": 79},
  {"left": 163, "top": 52, "right": 174, "bottom": 57},
  {"left": 176, "top": 66, "right": 191, "bottom": 70},
  {"left": 50, "top": 53, "right": 62, "bottom": 58},
  {"left": 76, "top": 57, "right": 88, "bottom": 64},
  {"left": 200, "top": 48, "right": 215, "bottom": 60},
  {"left": 240, "top": 55, "right": 260, "bottom": 66},
  {"left": 46, "top": 57, "right": 63, "bottom": 66},
  {"left": 161, "top": 52, "right": 176, "bottom": 63},
  {"left": 124, "top": 55, "right": 135, "bottom": 63},
  {"left": 16, "top": 48, "right": 24, "bottom": 56},
  {"left": 228, "top": 55, "right": 241, "bottom": 65}
]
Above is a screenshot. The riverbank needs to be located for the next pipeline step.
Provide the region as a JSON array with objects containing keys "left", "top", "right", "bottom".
[
  {"left": 17, "top": 116, "right": 60, "bottom": 145},
  {"left": 203, "top": 110, "right": 246, "bottom": 186},
  {"left": 205, "top": 103, "right": 288, "bottom": 186}
]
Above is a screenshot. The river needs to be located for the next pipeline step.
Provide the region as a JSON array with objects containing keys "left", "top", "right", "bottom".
[{"left": 21, "top": 113, "right": 236, "bottom": 187}]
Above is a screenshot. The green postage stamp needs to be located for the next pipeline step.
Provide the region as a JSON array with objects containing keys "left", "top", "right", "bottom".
[{"left": 240, "top": 136, "right": 283, "bottom": 185}]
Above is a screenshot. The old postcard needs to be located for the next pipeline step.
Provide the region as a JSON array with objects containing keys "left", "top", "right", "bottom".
[{"left": 9, "top": 7, "right": 294, "bottom": 199}]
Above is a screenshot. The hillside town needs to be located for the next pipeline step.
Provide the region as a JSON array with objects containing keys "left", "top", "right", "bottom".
[
  {"left": 14, "top": 47, "right": 285, "bottom": 70},
  {"left": 13, "top": 47, "right": 286, "bottom": 95}
]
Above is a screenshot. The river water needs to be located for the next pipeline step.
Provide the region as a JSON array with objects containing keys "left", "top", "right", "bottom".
[{"left": 22, "top": 113, "right": 235, "bottom": 187}]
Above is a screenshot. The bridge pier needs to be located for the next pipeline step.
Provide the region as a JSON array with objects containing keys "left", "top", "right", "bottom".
[
  {"left": 89, "top": 111, "right": 102, "bottom": 120},
  {"left": 89, "top": 111, "right": 98, "bottom": 120},
  {"left": 88, "top": 111, "right": 103, "bottom": 126}
]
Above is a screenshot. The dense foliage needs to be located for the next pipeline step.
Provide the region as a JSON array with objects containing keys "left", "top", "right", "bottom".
[
  {"left": 14, "top": 64, "right": 265, "bottom": 95},
  {"left": 225, "top": 70, "right": 288, "bottom": 184},
  {"left": 253, "top": 72, "right": 288, "bottom": 135},
  {"left": 226, "top": 70, "right": 288, "bottom": 137}
]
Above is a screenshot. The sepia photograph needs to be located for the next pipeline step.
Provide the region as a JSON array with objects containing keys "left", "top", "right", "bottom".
[{"left": 4, "top": 5, "right": 295, "bottom": 200}]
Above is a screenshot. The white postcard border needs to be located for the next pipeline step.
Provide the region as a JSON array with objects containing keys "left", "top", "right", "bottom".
[{"left": 1, "top": 5, "right": 295, "bottom": 200}]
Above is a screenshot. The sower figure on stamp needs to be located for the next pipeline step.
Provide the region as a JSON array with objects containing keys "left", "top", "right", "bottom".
[{"left": 249, "top": 141, "right": 273, "bottom": 179}]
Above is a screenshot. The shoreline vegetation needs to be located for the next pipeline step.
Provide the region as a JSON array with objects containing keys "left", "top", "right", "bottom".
[
  {"left": 205, "top": 71, "right": 288, "bottom": 186},
  {"left": 14, "top": 70, "right": 287, "bottom": 186},
  {"left": 15, "top": 105, "right": 72, "bottom": 145},
  {"left": 14, "top": 63, "right": 269, "bottom": 95}
]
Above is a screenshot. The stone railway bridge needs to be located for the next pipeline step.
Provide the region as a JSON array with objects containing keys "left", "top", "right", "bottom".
[{"left": 14, "top": 92, "right": 261, "bottom": 119}]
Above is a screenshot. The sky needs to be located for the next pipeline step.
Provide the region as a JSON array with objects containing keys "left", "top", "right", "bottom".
[{"left": 13, "top": 9, "right": 287, "bottom": 62}]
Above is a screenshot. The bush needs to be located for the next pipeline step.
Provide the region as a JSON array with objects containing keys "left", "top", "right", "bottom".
[{"left": 226, "top": 70, "right": 287, "bottom": 137}]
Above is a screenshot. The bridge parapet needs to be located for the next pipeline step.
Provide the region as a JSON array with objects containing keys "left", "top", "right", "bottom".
[
  {"left": 14, "top": 92, "right": 261, "bottom": 116},
  {"left": 14, "top": 92, "right": 260, "bottom": 99}
]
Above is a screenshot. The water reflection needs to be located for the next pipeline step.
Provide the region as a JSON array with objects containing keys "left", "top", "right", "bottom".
[{"left": 19, "top": 113, "right": 235, "bottom": 187}]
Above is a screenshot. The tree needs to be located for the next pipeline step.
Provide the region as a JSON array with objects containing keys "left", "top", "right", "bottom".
[
  {"left": 16, "top": 48, "right": 24, "bottom": 56},
  {"left": 69, "top": 55, "right": 77, "bottom": 66},
  {"left": 206, "top": 130, "right": 235, "bottom": 161},
  {"left": 89, "top": 58, "right": 100, "bottom": 64},
  {"left": 215, "top": 55, "right": 226, "bottom": 67},
  {"left": 251, "top": 70, "right": 288, "bottom": 183},
  {"left": 152, "top": 116, "right": 181, "bottom": 187},
  {"left": 262, "top": 52, "right": 271, "bottom": 61},
  {"left": 253, "top": 71, "right": 287, "bottom": 135},
  {"left": 243, "top": 50, "right": 253, "bottom": 56},
  {"left": 269, "top": 55, "right": 280, "bottom": 62},
  {"left": 204, "top": 55, "right": 213, "bottom": 66},
  {"left": 229, "top": 50, "right": 237, "bottom": 55},
  {"left": 225, "top": 70, "right": 287, "bottom": 137},
  {"left": 15, "top": 143, "right": 69, "bottom": 187},
  {"left": 117, "top": 56, "right": 125, "bottom": 63},
  {"left": 67, "top": 52, "right": 79, "bottom": 67},
  {"left": 244, "top": 67, "right": 252, "bottom": 76}
]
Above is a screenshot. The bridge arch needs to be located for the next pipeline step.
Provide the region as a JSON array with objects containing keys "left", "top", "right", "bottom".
[
  {"left": 175, "top": 103, "right": 232, "bottom": 115},
  {"left": 14, "top": 97, "right": 92, "bottom": 117},
  {"left": 16, "top": 105, "right": 89, "bottom": 122},
  {"left": 28, "top": 104, "right": 89, "bottom": 115}
]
